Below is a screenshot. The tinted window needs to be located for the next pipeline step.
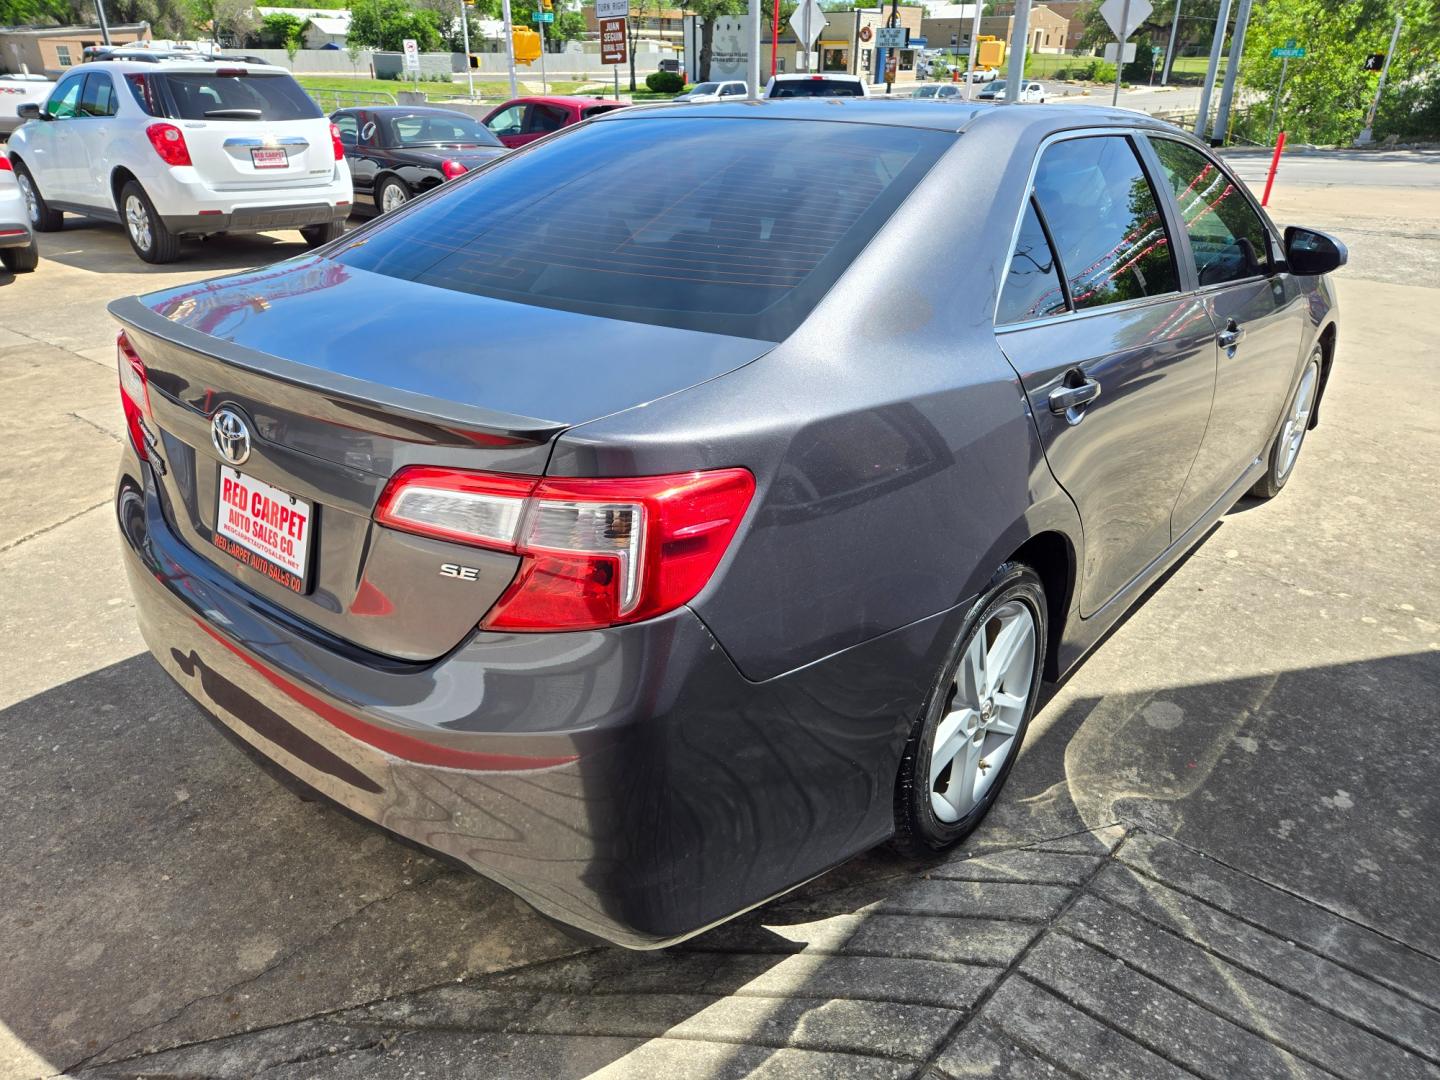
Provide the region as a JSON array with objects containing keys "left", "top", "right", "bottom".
[
  {"left": 46, "top": 73, "right": 83, "bottom": 118},
  {"left": 691, "top": 82, "right": 720, "bottom": 94},
  {"left": 998, "top": 197, "right": 1067, "bottom": 323},
  {"left": 333, "top": 111, "right": 359, "bottom": 144},
  {"left": 526, "top": 103, "right": 568, "bottom": 133},
  {"left": 332, "top": 117, "right": 949, "bottom": 339},
  {"left": 721, "top": 84, "right": 747, "bottom": 96},
  {"left": 770, "top": 78, "right": 863, "bottom": 97},
  {"left": 158, "top": 73, "right": 321, "bottom": 121},
  {"left": 1032, "top": 135, "right": 1178, "bottom": 310},
  {"left": 914, "top": 86, "right": 938, "bottom": 97},
  {"left": 386, "top": 112, "right": 500, "bottom": 147},
  {"left": 79, "top": 73, "right": 118, "bottom": 117},
  {"left": 1149, "top": 137, "right": 1270, "bottom": 286},
  {"left": 124, "top": 73, "right": 161, "bottom": 116}
]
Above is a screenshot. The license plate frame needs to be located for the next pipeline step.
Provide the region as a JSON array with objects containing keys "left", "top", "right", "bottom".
[
  {"left": 250, "top": 147, "right": 288, "bottom": 170},
  {"left": 214, "top": 465, "right": 314, "bottom": 594}
]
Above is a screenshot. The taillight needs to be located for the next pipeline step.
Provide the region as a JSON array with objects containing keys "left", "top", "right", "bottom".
[
  {"left": 0, "top": 156, "right": 12, "bottom": 173},
  {"left": 441, "top": 159, "right": 467, "bottom": 180},
  {"left": 330, "top": 122, "right": 344, "bottom": 161},
  {"left": 116, "top": 332, "right": 154, "bottom": 461},
  {"left": 374, "top": 467, "right": 755, "bottom": 631},
  {"left": 145, "top": 122, "right": 191, "bottom": 167}
]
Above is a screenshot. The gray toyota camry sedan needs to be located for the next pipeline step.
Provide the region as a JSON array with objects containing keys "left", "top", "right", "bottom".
[{"left": 111, "top": 99, "right": 1344, "bottom": 947}]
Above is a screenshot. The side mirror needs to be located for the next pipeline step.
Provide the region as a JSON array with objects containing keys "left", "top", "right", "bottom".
[
  {"left": 17, "top": 102, "right": 43, "bottom": 121},
  {"left": 1284, "top": 226, "right": 1348, "bottom": 276}
]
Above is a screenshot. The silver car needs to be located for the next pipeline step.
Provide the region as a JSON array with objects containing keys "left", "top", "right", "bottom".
[
  {"left": 0, "top": 154, "right": 37, "bottom": 273},
  {"left": 672, "top": 80, "right": 748, "bottom": 103}
]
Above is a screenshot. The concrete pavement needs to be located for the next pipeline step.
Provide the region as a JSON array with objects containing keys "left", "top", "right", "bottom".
[{"left": 1, "top": 152, "right": 1438, "bottom": 1079}]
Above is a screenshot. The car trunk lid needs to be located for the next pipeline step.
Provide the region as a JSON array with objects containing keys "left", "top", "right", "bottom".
[{"left": 109, "top": 257, "right": 772, "bottom": 661}]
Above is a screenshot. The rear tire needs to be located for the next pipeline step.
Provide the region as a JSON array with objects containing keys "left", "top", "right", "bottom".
[
  {"left": 376, "top": 176, "right": 410, "bottom": 215},
  {"left": 120, "top": 180, "right": 180, "bottom": 264},
  {"left": 300, "top": 220, "right": 345, "bottom": 248},
  {"left": 1250, "top": 346, "right": 1322, "bottom": 500},
  {"left": 1, "top": 238, "right": 38, "bottom": 273},
  {"left": 893, "top": 562, "right": 1047, "bottom": 857},
  {"left": 12, "top": 161, "right": 62, "bottom": 232}
]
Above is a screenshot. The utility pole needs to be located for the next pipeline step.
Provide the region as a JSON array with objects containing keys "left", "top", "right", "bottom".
[
  {"left": 1356, "top": 13, "right": 1403, "bottom": 146},
  {"left": 500, "top": 0, "right": 518, "bottom": 98},
  {"left": 459, "top": 0, "right": 474, "bottom": 99},
  {"left": 748, "top": 0, "right": 761, "bottom": 98},
  {"left": 1160, "top": 0, "right": 1180, "bottom": 85},
  {"left": 1005, "top": 0, "right": 1031, "bottom": 102},
  {"left": 963, "top": 0, "right": 981, "bottom": 99},
  {"left": 1211, "top": 0, "right": 1252, "bottom": 143},
  {"left": 95, "top": 0, "right": 112, "bottom": 45},
  {"left": 1192, "top": 0, "right": 1231, "bottom": 140}
]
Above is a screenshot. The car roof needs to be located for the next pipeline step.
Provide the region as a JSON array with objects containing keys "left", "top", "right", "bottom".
[
  {"left": 498, "top": 95, "right": 623, "bottom": 107},
  {"left": 334, "top": 105, "right": 478, "bottom": 118},
  {"left": 69, "top": 58, "right": 289, "bottom": 75},
  {"left": 594, "top": 97, "right": 1186, "bottom": 137},
  {"left": 769, "top": 73, "right": 862, "bottom": 80}
]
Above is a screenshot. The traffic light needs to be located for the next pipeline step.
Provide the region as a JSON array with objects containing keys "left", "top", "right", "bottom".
[
  {"left": 1363, "top": 52, "right": 1385, "bottom": 71},
  {"left": 513, "top": 26, "right": 541, "bottom": 63},
  {"left": 539, "top": 0, "right": 552, "bottom": 11}
]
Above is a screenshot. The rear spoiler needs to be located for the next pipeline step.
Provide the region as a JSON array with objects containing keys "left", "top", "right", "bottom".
[{"left": 107, "top": 294, "right": 568, "bottom": 446}]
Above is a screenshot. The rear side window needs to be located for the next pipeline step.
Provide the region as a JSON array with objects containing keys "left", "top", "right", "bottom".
[
  {"left": 125, "top": 73, "right": 162, "bottom": 116},
  {"left": 1031, "top": 135, "right": 1178, "bottom": 310},
  {"left": 157, "top": 73, "right": 321, "bottom": 121},
  {"left": 333, "top": 117, "right": 949, "bottom": 339},
  {"left": 771, "top": 79, "right": 863, "bottom": 97},
  {"left": 998, "top": 198, "right": 1067, "bottom": 324},
  {"left": 79, "top": 73, "right": 118, "bottom": 117},
  {"left": 526, "top": 104, "right": 569, "bottom": 133},
  {"left": 1148, "top": 137, "right": 1270, "bottom": 286}
]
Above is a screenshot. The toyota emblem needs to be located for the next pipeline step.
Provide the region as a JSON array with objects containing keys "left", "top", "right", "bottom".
[{"left": 210, "top": 407, "right": 252, "bottom": 466}]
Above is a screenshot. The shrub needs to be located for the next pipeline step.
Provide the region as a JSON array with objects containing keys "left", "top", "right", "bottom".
[{"left": 645, "top": 70, "right": 686, "bottom": 94}]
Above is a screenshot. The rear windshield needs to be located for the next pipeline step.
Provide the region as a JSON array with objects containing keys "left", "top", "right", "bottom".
[
  {"left": 770, "top": 79, "right": 864, "bottom": 98},
  {"left": 157, "top": 72, "right": 321, "bottom": 121},
  {"left": 387, "top": 112, "right": 501, "bottom": 147},
  {"left": 330, "top": 116, "right": 949, "bottom": 339}
]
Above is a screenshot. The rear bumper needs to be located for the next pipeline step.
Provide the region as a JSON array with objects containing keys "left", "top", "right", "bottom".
[
  {"left": 162, "top": 201, "right": 347, "bottom": 236},
  {"left": 116, "top": 449, "right": 959, "bottom": 947},
  {"left": 0, "top": 220, "right": 33, "bottom": 248}
]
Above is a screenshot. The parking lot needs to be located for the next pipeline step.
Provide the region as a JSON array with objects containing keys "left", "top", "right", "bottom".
[{"left": 1, "top": 150, "right": 1438, "bottom": 1079}]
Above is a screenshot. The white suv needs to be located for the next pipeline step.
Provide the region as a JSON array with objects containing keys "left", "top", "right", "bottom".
[{"left": 7, "top": 58, "right": 351, "bottom": 263}]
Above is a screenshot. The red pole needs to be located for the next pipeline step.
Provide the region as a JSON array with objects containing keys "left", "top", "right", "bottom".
[
  {"left": 771, "top": 0, "right": 780, "bottom": 77},
  {"left": 1261, "top": 130, "right": 1285, "bottom": 207}
]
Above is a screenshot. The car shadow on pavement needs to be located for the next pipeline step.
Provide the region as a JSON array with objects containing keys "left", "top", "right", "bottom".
[
  {"left": 6, "top": 641, "right": 1438, "bottom": 1078},
  {"left": 33, "top": 219, "right": 319, "bottom": 276}
]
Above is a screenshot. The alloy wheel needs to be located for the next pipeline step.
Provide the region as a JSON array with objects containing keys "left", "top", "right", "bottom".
[
  {"left": 929, "top": 600, "right": 1038, "bottom": 823},
  {"left": 1276, "top": 358, "right": 1320, "bottom": 482},
  {"left": 381, "top": 183, "right": 408, "bottom": 213},
  {"left": 125, "top": 194, "right": 152, "bottom": 252},
  {"left": 17, "top": 174, "right": 39, "bottom": 224}
]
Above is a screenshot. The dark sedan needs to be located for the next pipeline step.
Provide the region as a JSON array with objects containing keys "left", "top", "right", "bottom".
[
  {"left": 330, "top": 106, "right": 508, "bottom": 215},
  {"left": 110, "top": 100, "right": 1343, "bottom": 948}
]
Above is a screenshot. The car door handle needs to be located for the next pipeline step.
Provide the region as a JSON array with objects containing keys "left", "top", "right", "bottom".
[
  {"left": 1217, "top": 319, "right": 1245, "bottom": 352},
  {"left": 1048, "top": 377, "right": 1102, "bottom": 415}
]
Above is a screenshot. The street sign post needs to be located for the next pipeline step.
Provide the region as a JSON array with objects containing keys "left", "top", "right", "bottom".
[
  {"left": 530, "top": 11, "right": 553, "bottom": 21},
  {"left": 401, "top": 37, "right": 419, "bottom": 90},
  {"left": 789, "top": 0, "right": 824, "bottom": 71},
  {"left": 1357, "top": 14, "right": 1403, "bottom": 145},
  {"left": 1267, "top": 42, "right": 1303, "bottom": 138},
  {"left": 1098, "top": 0, "right": 1151, "bottom": 106},
  {"left": 874, "top": 25, "right": 906, "bottom": 48},
  {"left": 599, "top": 13, "right": 626, "bottom": 98}
]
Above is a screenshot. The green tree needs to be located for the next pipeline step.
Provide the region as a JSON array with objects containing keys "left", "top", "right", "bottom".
[
  {"left": 348, "top": 0, "right": 446, "bottom": 52},
  {"left": 260, "top": 11, "right": 304, "bottom": 46},
  {"left": 1238, "top": 0, "right": 1440, "bottom": 144}
]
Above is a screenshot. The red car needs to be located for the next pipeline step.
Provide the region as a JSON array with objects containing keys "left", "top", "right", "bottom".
[{"left": 481, "top": 95, "right": 626, "bottom": 148}]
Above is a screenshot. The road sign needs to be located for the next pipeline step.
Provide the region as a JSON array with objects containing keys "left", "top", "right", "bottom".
[
  {"left": 1363, "top": 52, "right": 1384, "bottom": 71},
  {"left": 789, "top": 0, "right": 825, "bottom": 48},
  {"left": 595, "top": 0, "right": 626, "bottom": 17},
  {"left": 1098, "top": 0, "right": 1151, "bottom": 41},
  {"left": 401, "top": 38, "right": 419, "bottom": 72},
  {"left": 599, "top": 16, "right": 626, "bottom": 64},
  {"left": 531, "top": 11, "right": 554, "bottom": 22},
  {"left": 875, "top": 26, "right": 907, "bottom": 48},
  {"left": 1271, "top": 45, "right": 1306, "bottom": 58},
  {"left": 909, "top": 36, "right": 927, "bottom": 47}
]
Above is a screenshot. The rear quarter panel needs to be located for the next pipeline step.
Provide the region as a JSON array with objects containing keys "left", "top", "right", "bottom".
[{"left": 551, "top": 115, "right": 1084, "bottom": 681}]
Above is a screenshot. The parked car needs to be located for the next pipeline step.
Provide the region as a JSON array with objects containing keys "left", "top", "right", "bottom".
[
  {"left": 0, "top": 154, "right": 38, "bottom": 272},
  {"left": 913, "top": 83, "right": 963, "bottom": 99},
  {"left": 764, "top": 73, "right": 870, "bottom": 97},
  {"left": 331, "top": 106, "right": 507, "bottom": 215},
  {"left": 109, "top": 99, "right": 1342, "bottom": 948},
  {"left": 969, "top": 65, "right": 998, "bottom": 82},
  {"left": 481, "top": 96, "right": 625, "bottom": 149},
  {"left": 0, "top": 73, "right": 54, "bottom": 137},
  {"left": 7, "top": 58, "right": 351, "bottom": 263},
  {"left": 672, "top": 80, "right": 748, "bottom": 103},
  {"left": 978, "top": 79, "right": 1046, "bottom": 102}
]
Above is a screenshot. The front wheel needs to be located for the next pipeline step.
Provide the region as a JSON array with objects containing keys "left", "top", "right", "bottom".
[
  {"left": 1250, "top": 347, "right": 1322, "bottom": 499},
  {"left": 120, "top": 180, "right": 180, "bottom": 264},
  {"left": 892, "top": 562, "right": 1047, "bottom": 856}
]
